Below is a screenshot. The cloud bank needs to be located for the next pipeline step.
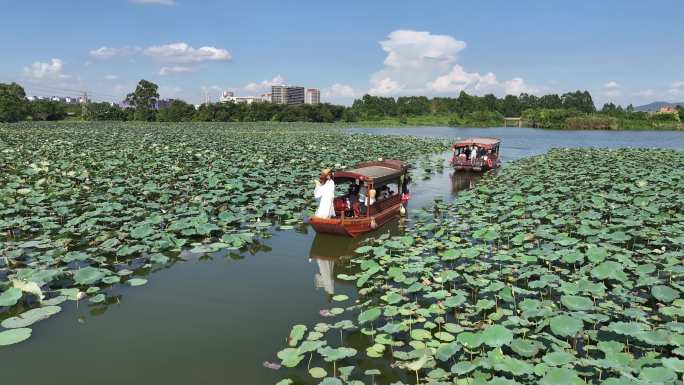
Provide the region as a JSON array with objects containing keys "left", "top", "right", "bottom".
[{"left": 367, "top": 30, "right": 536, "bottom": 97}]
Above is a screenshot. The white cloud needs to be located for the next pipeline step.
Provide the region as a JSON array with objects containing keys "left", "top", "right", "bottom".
[
  {"left": 158, "top": 85, "right": 183, "bottom": 99},
  {"left": 130, "top": 0, "right": 175, "bottom": 5},
  {"left": 324, "top": 83, "right": 357, "bottom": 98},
  {"left": 369, "top": 77, "right": 402, "bottom": 96},
  {"left": 144, "top": 42, "right": 231, "bottom": 63},
  {"left": 368, "top": 30, "right": 537, "bottom": 97},
  {"left": 430, "top": 65, "right": 498, "bottom": 93},
  {"left": 669, "top": 81, "right": 684, "bottom": 96},
  {"left": 90, "top": 46, "right": 139, "bottom": 59},
  {"left": 244, "top": 75, "right": 286, "bottom": 92},
  {"left": 633, "top": 89, "right": 655, "bottom": 98},
  {"left": 104, "top": 74, "right": 119, "bottom": 80},
  {"left": 503, "top": 77, "right": 538, "bottom": 95},
  {"left": 23, "top": 58, "right": 71, "bottom": 80},
  {"left": 159, "top": 66, "right": 193, "bottom": 76},
  {"left": 602, "top": 81, "right": 621, "bottom": 98}
]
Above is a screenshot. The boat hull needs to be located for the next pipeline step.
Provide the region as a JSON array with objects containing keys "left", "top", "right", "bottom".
[{"left": 309, "top": 202, "right": 403, "bottom": 237}]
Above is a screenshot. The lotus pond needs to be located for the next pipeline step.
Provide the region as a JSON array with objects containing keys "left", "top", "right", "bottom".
[
  {"left": 0, "top": 121, "right": 449, "bottom": 346},
  {"left": 1, "top": 122, "right": 683, "bottom": 385},
  {"left": 273, "top": 148, "right": 684, "bottom": 385}
]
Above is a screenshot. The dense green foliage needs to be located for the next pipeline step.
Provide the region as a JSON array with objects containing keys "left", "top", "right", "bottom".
[
  {"left": 2, "top": 80, "right": 681, "bottom": 129},
  {"left": 0, "top": 121, "right": 449, "bottom": 346},
  {"left": 0, "top": 83, "right": 28, "bottom": 123},
  {"left": 125, "top": 79, "right": 160, "bottom": 121},
  {"left": 28, "top": 100, "right": 67, "bottom": 121},
  {"left": 274, "top": 148, "right": 684, "bottom": 385}
]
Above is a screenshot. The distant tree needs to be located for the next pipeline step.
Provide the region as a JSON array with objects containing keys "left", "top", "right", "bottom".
[
  {"left": 396, "top": 96, "right": 430, "bottom": 115},
  {"left": 482, "top": 93, "right": 498, "bottom": 112},
  {"left": 350, "top": 94, "right": 397, "bottom": 119},
  {"left": 518, "top": 93, "right": 539, "bottom": 111},
  {"left": 0, "top": 82, "right": 28, "bottom": 122},
  {"left": 455, "top": 91, "right": 476, "bottom": 115},
  {"left": 561, "top": 90, "right": 596, "bottom": 113},
  {"left": 538, "top": 94, "right": 562, "bottom": 109},
  {"left": 85, "top": 102, "right": 128, "bottom": 121},
  {"left": 502, "top": 95, "right": 521, "bottom": 116},
  {"left": 156, "top": 100, "right": 196, "bottom": 122},
  {"left": 676, "top": 105, "right": 684, "bottom": 121},
  {"left": 125, "top": 79, "right": 160, "bottom": 121},
  {"left": 29, "top": 100, "right": 66, "bottom": 121},
  {"left": 626, "top": 104, "right": 635, "bottom": 113}
]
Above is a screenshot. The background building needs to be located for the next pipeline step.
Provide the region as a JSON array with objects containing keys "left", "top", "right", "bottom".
[
  {"left": 220, "top": 90, "right": 266, "bottom": 104},
  {"left": 305, "top": 88, "right": 320, "bottom": 105},
  {"left": 271, "top": 85, "right": 305, "bottom": 105}
]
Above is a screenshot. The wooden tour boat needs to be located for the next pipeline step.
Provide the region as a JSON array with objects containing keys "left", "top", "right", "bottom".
[
  {"left": 309, "top": 160, "right": 410, "bottom": 237},
  {"left": 450, "top": 137, "right": 501, "bottom": 172}
]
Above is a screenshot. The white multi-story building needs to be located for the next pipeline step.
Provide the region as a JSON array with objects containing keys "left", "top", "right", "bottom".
[
  {"left": 271, "top": 85, "right": 305, "bottom": 105},
  {"left": 305, "top": 88, "right": 320, "bottom": 105},
  {"left": 220, "top": 90, "right": 266, "bottom": 104}
]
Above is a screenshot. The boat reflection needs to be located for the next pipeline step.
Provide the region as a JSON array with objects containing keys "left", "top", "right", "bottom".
[
  {"left": 450, "top": 171, "right": 483, "bottom": 195},
  {"left": 308, "top": 219, "right": 402, "bottom": 297}
]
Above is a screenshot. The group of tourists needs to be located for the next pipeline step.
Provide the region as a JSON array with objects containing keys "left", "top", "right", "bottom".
[
  {"left": 313, "top": 169, "right": 410, "bottom": 219},
  {"left": 454, "top": 145, "right": 493, "bottom": 163}
]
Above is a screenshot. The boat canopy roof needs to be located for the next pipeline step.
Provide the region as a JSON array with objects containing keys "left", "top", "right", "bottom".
[
  {"left": 333, "top": 159, "right": 408, "bottom": 184},
  {"left": 453, "top": 137, "right": 501, "bottom": 150}
]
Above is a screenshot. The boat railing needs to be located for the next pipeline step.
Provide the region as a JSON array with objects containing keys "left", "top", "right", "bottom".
[{"left": 451, "top": 157, "right": 485, "bottom": 167}]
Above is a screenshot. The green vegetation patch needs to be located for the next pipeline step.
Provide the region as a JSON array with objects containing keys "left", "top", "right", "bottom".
[
  {"left": 273, "top": 148, "right": 684, "bottom": 384},
  {"left": 0, "top": 121, "right": 449, "bottom": 346}
]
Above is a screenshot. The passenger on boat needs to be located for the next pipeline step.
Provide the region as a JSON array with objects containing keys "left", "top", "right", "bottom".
[
  {"left": 379, "top": 185, "right": 391, "bottom": 200},
  {"left": 314, "top": 169, "right": 336, "bottom": 219},
  {"left": 470, "top": 145, "right": 478, "bottom": 161},
  {"left": 347, "top": 183, "right": 361, "bottom": 217},
  {"left": 359, "top": 184, "right": 376, "bottom": 214}
]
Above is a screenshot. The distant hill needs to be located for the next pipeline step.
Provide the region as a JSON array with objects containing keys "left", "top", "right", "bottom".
[{"left": 634, "top": 101, "right": 684, "bottom": 112}]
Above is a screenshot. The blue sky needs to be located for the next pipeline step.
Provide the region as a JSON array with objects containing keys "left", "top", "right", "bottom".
[{"left": 1, "top": 0, "right": 683, "bottom": 106}]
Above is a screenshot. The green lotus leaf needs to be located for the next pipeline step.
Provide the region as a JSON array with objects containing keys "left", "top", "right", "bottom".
[
  {"left": 539, "top": 367, "right": 584, "bottom": 385},
  {"left": 0, "top": 328, "right": 32, "bottom": 346},
  {"left": 1, "top": 306, "right": 62, "bottom": 329},
  {"left": 0, "top": 287, "right": 22, "bottom": 307},
  {"left": 434, "top": 331, "right": 455, "bottom": 342},
  {"left": 560, "top": 295, "right": 593, "bottom": 311},
  {"left": 127, "top": 278, "right": 148, "bottom": 287},
  {"left": 639, "top": 366, "right": 676, "bottom": 383},
  {"left": 481, "top": 324, "right": 513, "bottom": 347},
  {"left": 510, "top": 338, "right": 543, "bottom": 357},
  {"left": 309, "top": 367, "right": 327, "bottom": 378},
  {"left": 549, "top": 315, "right": 583, "bottom": 338},
  {"left": 358, "top": 307, "right": 381, "bottom": 324},
  {"left": 450, "top": 361, "right": 477, "bottom": 375},
  {"left": 652, "top": 285, "right": 680, "bottom": 303},
  {"left": 542, "top": 351, "right": 576, "bottom": 366},
  {"left": 73, "top": 267, "right": 105, "bottom": 286},
  {"left": 457, "top": 331, "right": 483, "bottom": 349},
  {"left": 318, "top": 378, "right": 343, "bottom": 385},
  {"left": 288, "top": 324, "right": 307, "bottom": 347},
  {"left": 277, "top": 348, "right": 305, "bottom": 368},
  {"left": 410, "top": 329, "right": 431, "bottom": 341}
]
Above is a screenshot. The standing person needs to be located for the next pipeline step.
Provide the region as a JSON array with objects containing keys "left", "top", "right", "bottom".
[
  {"left": 470, "top": 145, "right": 478, "bottom": 161},
  {"left": 401, "top": 174, "right": 411, "bottom": 209},
  {"left": 314, "top": 169, "right": 335, "bottom": 219}
]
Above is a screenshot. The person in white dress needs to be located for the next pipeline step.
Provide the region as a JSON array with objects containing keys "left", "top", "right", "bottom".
[{"left": 314, "top": 169, "right": 336, "bottom": 219}]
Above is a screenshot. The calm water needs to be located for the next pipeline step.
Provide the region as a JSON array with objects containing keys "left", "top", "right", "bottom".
[{"left": 2, "top": 127, "right": 682, "bottom": 385}]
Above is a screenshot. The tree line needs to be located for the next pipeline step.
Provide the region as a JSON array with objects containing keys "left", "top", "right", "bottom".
[{"left": 2, "top": 80, "right": 682, "bottom": 127}]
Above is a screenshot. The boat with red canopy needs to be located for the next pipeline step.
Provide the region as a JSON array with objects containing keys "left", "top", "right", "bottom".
[
  {"left": 450, "top": 137, "right": 501, "bottom": 172},
  {"left": 309, "top": 160, "right": 410, "bottom": 237}
]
